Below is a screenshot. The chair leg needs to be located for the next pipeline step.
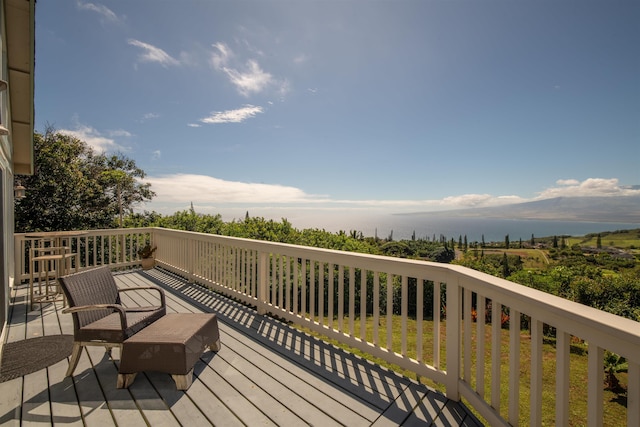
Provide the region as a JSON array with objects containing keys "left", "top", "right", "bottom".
[
  {"left": 105, "top": 345, "right": 115, "bottom": 359},
  {"left": 66, "top": 342, "right": 83, "bottom": 377}
]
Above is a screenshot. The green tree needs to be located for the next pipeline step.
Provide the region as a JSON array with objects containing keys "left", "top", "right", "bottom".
[
  {"left": 157, "top": 209, "right": 225, "bottom": 234},
  {"left": 502, "top": 252, "right": 510, "bottom": 278},
  {"left": 15, "top": 128, "right": 154, "bottom": 232},
  {"left": 597, "top": 233, "right": 602, "bottom": 249},
  {"left": 100, "top": 154, "right": 154, "bottom": 227},
  {"left": 124, "top": 211, "right": 162, "bottom": 228},
  {"left": 381, "top": 241, "right": 410, "bottom": 257}
]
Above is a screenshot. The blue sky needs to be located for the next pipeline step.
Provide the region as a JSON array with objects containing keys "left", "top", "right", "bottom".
[{"left": 35, "top": 1, "right": 640, "bottom": 227}]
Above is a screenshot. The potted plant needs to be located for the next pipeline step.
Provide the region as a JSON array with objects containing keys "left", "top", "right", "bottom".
[{"left": 138, "top": 244, "right": 157, "bottom": 270}]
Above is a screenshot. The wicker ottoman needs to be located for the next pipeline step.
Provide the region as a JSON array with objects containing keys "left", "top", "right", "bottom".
[{"left": 117, "top": 313, "right": 221, "bottom": 390}]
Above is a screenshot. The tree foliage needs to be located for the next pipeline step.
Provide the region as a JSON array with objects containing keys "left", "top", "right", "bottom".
[
  {"left": 458, "top": 242, "right": 640, "bottom": 322},
  {"left": 14, "top": 128, "right": 155, "bottom": 232},
  {"left": 139, "top": 208, "right": 456, "bottom": 262}
]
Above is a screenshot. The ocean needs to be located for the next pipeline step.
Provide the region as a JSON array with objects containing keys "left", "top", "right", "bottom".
[{"left": 286, "top": 213, "right": 640, "bottom": 243}]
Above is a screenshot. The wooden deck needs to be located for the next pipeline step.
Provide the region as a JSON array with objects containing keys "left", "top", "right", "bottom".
[{"left": 1, "top": 268, "right": 482, "bottom": 426}]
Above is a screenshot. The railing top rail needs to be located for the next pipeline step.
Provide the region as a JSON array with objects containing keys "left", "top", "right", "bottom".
[
  {"left": 14, "top": 226, "right": 640, "bottom": 425},
  {"left": 15, "top": 227, "right": 152, "bottom": 238},
  {"left": 154, "top": 227, "right": 640, "bottom": 359},
  {"left": 448, "top": 264, "right": 640, "bottom": 360},
  {"left": 18, "top": 227, "right": 639, "bottom": 360}
]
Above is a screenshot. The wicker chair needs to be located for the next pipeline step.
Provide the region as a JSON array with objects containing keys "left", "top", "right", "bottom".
[{"left": 58, "top": 266, "right": 166, "bottom": 376}]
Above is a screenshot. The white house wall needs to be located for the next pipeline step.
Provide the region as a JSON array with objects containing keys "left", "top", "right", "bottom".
[{"left": 0, "top": 0, "right": 35, "bottom": 342}]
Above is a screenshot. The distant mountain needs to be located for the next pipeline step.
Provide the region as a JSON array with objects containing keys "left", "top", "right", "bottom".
[{"left": 404, "top": 196, "right": 640, "bottom": 223}]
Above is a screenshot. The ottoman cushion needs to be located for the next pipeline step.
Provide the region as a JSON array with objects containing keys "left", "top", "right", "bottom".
[{"left": 119, "top": 313, "right": 219, "bottom": 376}]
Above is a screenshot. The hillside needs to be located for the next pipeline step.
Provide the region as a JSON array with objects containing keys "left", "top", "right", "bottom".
[{"left": 412, "top": 196, "right": 640, "bottom": 223}]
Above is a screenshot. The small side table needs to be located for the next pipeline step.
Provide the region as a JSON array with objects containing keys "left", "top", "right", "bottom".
[
  {"left": 26, "top": 231, "right": 87, "bottom": 310},
  {"left": 29, "top": 246, "right": 78, "bottom": 310}
]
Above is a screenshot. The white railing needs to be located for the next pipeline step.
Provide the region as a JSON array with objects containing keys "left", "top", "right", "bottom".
[{"left": 16, "top": 227, "right": 640, "bottom": 426}]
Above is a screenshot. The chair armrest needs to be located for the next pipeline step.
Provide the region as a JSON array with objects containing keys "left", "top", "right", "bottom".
[
  {"left": 118, "top": 286, "right": 166, "bottom": 308},
  {"left": 62, "top": 304, "right": 127, "bottom": 329}
]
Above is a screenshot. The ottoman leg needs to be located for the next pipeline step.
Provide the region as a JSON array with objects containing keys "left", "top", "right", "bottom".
[
  {"left": 210, "top": 338, "right": 222, "bottom": 352},
  {"left": 172, "top": 368, "right": 194, "bottom": 390},
  {"left": 117, "top": 373, "right": 137, "bottom": 389}
]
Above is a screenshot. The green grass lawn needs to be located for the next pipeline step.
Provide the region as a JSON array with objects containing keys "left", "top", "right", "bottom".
[
  {"left": 481, "top": 248, "right": 550, "bottom": 269},
  {"left": 296, "top": 315, "right": 629, "bottom": 426},
  {"left": 566, "top": 228, "right": 640, "bottom": 250}
]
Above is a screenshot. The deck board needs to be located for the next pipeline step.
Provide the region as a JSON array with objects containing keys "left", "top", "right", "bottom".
[{"left": 2, "top": 268, "right": 483, "bottom": 426}]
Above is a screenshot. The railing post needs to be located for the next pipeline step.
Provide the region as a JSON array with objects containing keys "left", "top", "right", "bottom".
[
  {"left": 257, "top": 250, "right": 268, "bottom": 315},
  {"left": 149, "top": 229, "right": 155, "bottom": 260},
  {"left": 530, "top": 319, "right": 543, "bottom": 425},
  {"left": 188, "top": 237, "right": 196, "bottom": 283},
  {"left": 587, "top": 344, "right": 603, "bottom": 427},
  {"left": 629, "top": 361, "right": 640, "bottom": 427},
  {"left": 556, "top": 331, "right": 570, "bottom": 426},
  {"left": 446, "top": 273, "right": 461, "bottom": 401}
]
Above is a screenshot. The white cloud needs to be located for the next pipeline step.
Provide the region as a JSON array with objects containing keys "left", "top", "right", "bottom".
[
  {"left": 294, "top": 54, "right": 310, "bottom": 64},
  {"left": 142, "top": 113, "right": 160, "bottom": 120},
  {"left": 187, "top": 123, "right": 201, "bottom": 128},
  {"left": 495, "top": 195, "right": 527, "bottom": 203},
  {"left": 59, "top": 122, "right": 129, "bottom": 153},
  {"left": 211, "top": 42, "right": 233, "bottom": 69},
  {"left": 556, "top": 179, "right": 580, "bottom": 186},
  {"left": 224, "top": 60, "right": 273, "bottom": 97},
  {"left": 200, "top": 105, "right": 263, "bottom": 124},
  {"left": 76, "top": 1, "right": 120, "bottom": 23},
  {"left": 141, "top": 174, "right": 640, "bottom": 218},
  {"left": 537, "top": 178, "right": 640, "bottom": 199},
  {"left": 152, "top": 150, "right": 161, "bottom": 160},
  {"left": 108, "top": 129, "right": 132, "bottom": 138},
  {"left": 210, "top": 42, "right": 287, "bottom": 97},
  {"left": 128, "top": 39, "right": 180, "bottom": 68},
  {"left": 143, "top": 174, "right": 518, "bottom": 213},
  {"left": 441, "top": 194, "right": 493, "bottom": 207},
  {"left": 146, "top": 174, "right": 323, "bottom": 204},
  {"left": 277, "top": 79, "right": 291, "bottom": 98}
]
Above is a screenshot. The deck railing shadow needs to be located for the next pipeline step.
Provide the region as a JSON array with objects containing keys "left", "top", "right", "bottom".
[
  {"left": 139, "top": 268, "right": 469, "bottom": 425},
  {"left": 0, "top": 376, "right": 83, "bottom": 425},
  {"left": 1, "top": 283, "right": 226, "bottom": 423},
  {"left": 14, "top": 228, "right": 640, "bottom": 425}
]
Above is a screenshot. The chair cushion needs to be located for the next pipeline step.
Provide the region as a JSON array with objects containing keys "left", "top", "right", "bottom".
[{"left": 75, "top": 306, "right": 166, "bottom": 343}]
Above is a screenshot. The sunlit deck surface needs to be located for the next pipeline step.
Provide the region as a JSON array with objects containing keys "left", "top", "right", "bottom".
[{"left": 1, "top": 268, "right": 482, "bottom": 426}]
